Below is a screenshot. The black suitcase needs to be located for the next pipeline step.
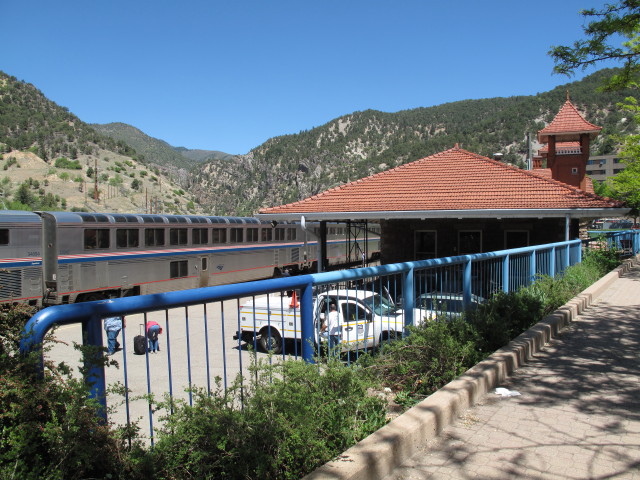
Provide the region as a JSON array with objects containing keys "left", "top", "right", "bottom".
[{"left": 133, "top": 324, "right": 147, "bottom": 355}]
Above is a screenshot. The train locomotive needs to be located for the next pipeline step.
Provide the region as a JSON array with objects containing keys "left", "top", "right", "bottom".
[{"left": 0, "top": 210, "right": 380, "bottom": 308}]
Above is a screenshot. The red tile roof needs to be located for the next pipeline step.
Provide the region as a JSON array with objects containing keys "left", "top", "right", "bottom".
[
  {"left": 259, "top": 146, "right": 622, "bottom": 215},
  {"left": 538, "top": 100, "right": 601, "bottom": 142}
]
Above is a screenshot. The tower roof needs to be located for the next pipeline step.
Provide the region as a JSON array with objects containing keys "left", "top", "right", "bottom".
[{"left": 538, "top": 99, "right": 601, "bottom": 143}]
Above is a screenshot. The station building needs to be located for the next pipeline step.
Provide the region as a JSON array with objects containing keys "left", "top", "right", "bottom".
[{"left": 257, "top": 99, "right": 629, "bottom": 266}]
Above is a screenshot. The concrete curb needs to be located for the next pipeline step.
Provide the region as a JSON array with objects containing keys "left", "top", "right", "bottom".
[{"left": 304, "top": 255, "right": 639, "bottom": 480}]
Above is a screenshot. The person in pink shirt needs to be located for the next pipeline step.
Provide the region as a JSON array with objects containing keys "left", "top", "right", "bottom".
[{"left": 146, "top": 321, "right": 163, "bottom": 353}]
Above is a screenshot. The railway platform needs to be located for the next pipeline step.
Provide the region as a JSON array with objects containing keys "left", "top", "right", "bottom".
[{"left": 306, "top": 256, "right": 640, "bottom": 480}]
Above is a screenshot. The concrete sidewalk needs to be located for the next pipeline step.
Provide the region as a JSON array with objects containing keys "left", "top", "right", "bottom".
[
  {"left": 384, "top": 261, "right": 640, "bottom": 479},
  {"left": 306, "top": 257, "right": 640, "bottom": 480}
]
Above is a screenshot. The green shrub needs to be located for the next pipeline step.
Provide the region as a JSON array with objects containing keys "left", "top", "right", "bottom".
[
  {"left": 54, "top": 157, "right": 81, "bottom": 169},
  {"left": 465, "top": 290, "right": 544, "bottom": 353},
  {"left": 0, "top": 305, "right": 144, "bottom": 479},
  {"left": 364, "top": 317, "right": 483, "bottom": 402},
  {"left": 151, "top": 357, "right": 386, "bottom": 480}
]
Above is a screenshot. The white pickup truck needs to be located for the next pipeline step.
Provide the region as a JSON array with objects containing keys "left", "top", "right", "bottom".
[{"left": 235, "top": 288, "right": 425, "bottom": 354}]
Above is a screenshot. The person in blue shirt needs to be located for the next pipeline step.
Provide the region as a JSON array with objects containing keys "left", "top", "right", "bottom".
[{"left": 103, "top": 316, "right": 125, "bottom": 355}]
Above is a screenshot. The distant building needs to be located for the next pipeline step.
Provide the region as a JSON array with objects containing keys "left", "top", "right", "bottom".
[{"left": 585, "top": 154, "right": 626, "bottom": 183}]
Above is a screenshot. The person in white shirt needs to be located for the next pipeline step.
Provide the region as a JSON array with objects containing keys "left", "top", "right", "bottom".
[{"left": 321, "top": 303, "right": 341, "bottom": 356}]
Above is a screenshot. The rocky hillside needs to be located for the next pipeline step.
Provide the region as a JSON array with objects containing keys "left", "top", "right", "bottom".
[
  {"left": 0, "top": 71, "right": 202, "bottom": 214},
  {"left": 191, "top": 68, "right": 638, "bottom": 215},
  {"left": 1, "top": 68, "right": 637, "bottom": 217}
]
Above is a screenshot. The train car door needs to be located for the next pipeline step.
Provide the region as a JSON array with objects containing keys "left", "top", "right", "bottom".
[{"left": 198, "top": 256, "right": 209, "bottom": 287}]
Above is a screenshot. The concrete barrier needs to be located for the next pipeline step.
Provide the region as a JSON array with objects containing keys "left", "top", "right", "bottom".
[{"left": 304, "top": 255, "right": 639, "bottom": 480}]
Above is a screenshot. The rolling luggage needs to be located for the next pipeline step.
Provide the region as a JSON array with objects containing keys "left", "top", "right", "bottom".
[{"left": 133, "top": 324, "right": 147, "bottom": 355}]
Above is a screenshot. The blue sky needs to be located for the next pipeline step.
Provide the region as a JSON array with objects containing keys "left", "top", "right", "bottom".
[{"left": 1, "top": 1, "right": 614, "bottom": 155}]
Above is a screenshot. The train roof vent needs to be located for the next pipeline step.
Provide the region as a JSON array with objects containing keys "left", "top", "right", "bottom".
[
  {"left": 228, "top": 217, "right": 243, "bottom": 224},
  {"left": 208, "top": 217, "right": 227, "bottom": 224},
  {"left": 245, "top": 218, "right": 260, "bottom": 224},
  {"left": 187, "top": 216, "right": 208, "bottom": 224}
]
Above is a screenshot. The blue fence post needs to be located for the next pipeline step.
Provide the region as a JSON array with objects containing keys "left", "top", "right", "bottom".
[
  {"left": 300, "top": 280, "right": 315, "bottom": 364},
  {"left": 529, "top": 249, "right": 536, "bottom": 285},
  {"left": 403, "top": 265, "right": 415, "bottom": 327},
  {"left": 576, "top": 240, "right": 582, "bottom": 265},
  {"left": 502, "top": 254, "right": 510, "bottom": 293},
  {"left": 463, "top": 256, "right": 472, "bottom": 309},
  {"left": 550, "top": 247, "right": 556, "bottom": 278},
  {"left": 81, "top": 314, "right": 107, "bottom": 422}
]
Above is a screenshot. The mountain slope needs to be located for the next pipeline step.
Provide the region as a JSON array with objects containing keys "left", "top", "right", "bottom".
[
  {"left": 0, "top": 71, "right": 202, "bottom": 214},
  {"left": 91, "top": 122, "right": 196, "bottom": 170},
  {"left": 191, "top": 68, "right": 637, "bottom": 215}
]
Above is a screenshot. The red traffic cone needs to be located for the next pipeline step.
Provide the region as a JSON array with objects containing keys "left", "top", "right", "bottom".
[{"left": 289, "top": 290, "right": 299, "bottom": 308}]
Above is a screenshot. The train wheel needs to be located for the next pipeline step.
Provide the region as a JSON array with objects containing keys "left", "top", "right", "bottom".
[{"left": 259, "top": 327, "right": 283, "bottom": 354}]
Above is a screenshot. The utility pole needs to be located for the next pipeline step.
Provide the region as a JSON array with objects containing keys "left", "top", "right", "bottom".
[{"left": 93, "top": 158, "right": 99, "bottom": 201}]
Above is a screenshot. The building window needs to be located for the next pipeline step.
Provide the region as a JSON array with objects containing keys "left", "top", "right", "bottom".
[
  {"left": 145, "top": 228, "right": 165, "bottom": 247},
  {"left": 415, "top": 230, "right": 437, "bottom": 259},
  {"left": 505, "top": 230, "right": 529, "bottom": 249},
  {"left": 230, "top": 228, "right": 243, "bottom": 243},
  {"left": 0, "top": 229, "right": 8, "bottom": 245},
  {"left": 212, "top": 228, "right": 227, "bottom": 244},
  {"left": 261, "top": 228, "right": 272, "bottom": 241},
  {"left": 247, "top": 228, "right": 259, "bottom": 242},
  {"left": 170, "top": 260, "right": 188, "bottom": 278},
  {"left": 458, "top": 230, "right": 482, "bottom": 255},
  {"left": 116, "top": 229, "right": 139, "bottom": 248},
  {"left": 587, "top": 169, "right": 606, "bottom": 175},
  {"left": 192, "top": 228, "right": 209, "bottom": 245},
  {"left": 614, "top": 168, "right": 625, "bottom": 174},
  {"left": 84, "top": 229, "right": 110, "bottom": 249}
]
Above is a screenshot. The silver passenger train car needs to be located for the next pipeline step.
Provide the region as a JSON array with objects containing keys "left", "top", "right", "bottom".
[{"left": 0, "top": 210, "right": 380, "bottom": 307}]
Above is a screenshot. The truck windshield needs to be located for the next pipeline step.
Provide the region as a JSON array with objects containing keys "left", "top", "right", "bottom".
[{"left": 362, "top": 294, "right": 399, "bottom": 316}]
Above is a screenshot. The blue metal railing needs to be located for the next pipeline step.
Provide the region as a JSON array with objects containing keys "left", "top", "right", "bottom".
[{"left": 19, "top": 233, "right": 638, "bottom": 440}]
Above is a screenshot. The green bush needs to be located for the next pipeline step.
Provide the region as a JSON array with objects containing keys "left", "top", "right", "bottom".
[
  {"left": 364, "top": 317, "right": 483, "bottom": 402},
  {"left": 150, "top": 357, "right": 386, "bottom": 480},
  {"left": 0, "top": 305, "right": 144, "bottom": 479},
  {"left": 53, "top": 157, "right": 81, "bottom": 169},
  {"left": 465, "top": 290, "right": 544, "bottom": 353}
]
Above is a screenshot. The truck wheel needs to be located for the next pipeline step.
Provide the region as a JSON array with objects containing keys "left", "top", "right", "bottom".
[{"left": 259, "top": 327, "right": 283, "bottom": 354}]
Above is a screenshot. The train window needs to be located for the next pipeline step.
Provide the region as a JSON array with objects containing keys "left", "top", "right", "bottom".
[
  {"left": 261, "top": 228, "right": 272, "bottom": 241},
  {"left": 170, "top": 228, "right": 188, "bottom": 246},
  {"left": 116, "top": 229, "right": 139, "bottom": 248},
  {"left": 230, "top": 228, "right": 243, "bottom": 243},
  {"left": 287, "top": 228, "right": 297, "bottom": 241},
  {"left": 247, "top": 228, "right": 259, "bottom": 242},
  {"left": 212, "top": 228, "right": 227, "bottom": 244},
  {"left": 170, "top": 260, "right": 188, "bottom": 278},
  {"left": 0, "top": 229, "right": 8, "bottom": 245},
  {"left": 84, "top": 229, "right": 110, "bottom": 249},
  {"left": 145, "top": 228, "right": 165, "bottom": 246},
  {"left": 201, "top": 257, "right": 208, "bottom": 271},
  {"left": 192, "top": 228, "right": 209, "bottom": 245},
  {"left": 275, "top": 228, "right": 285, "bottom": 241}
]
